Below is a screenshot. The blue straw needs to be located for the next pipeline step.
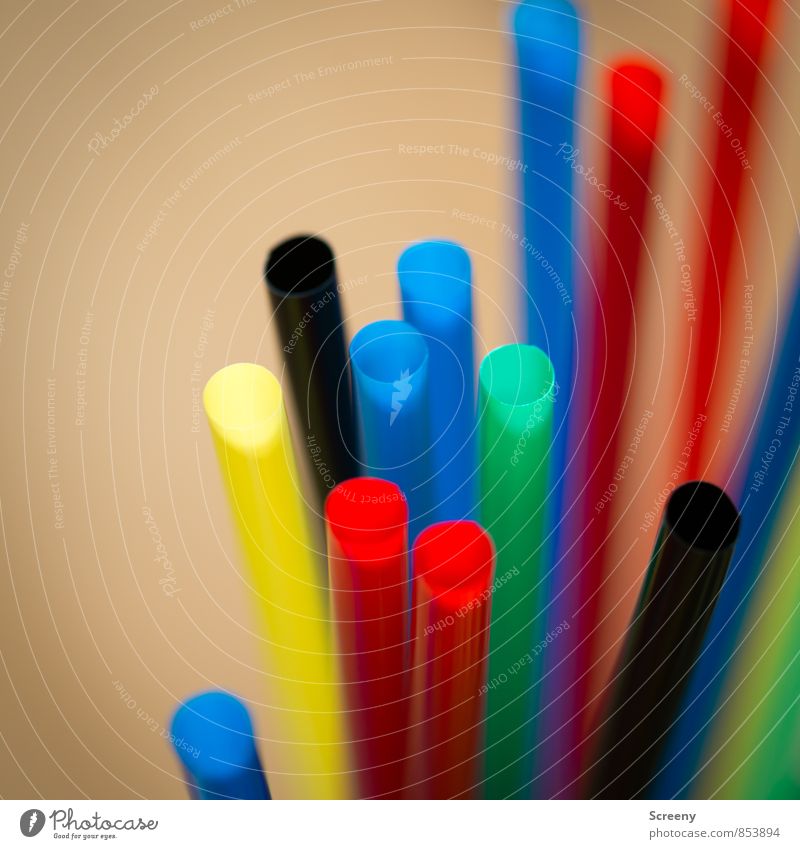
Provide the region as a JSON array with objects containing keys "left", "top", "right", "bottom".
[
  {"left": 512, "top": 0, "right": 582, "bottom": 796},
  {"left": 170, "top": 691, "right": 271, "bottom": 800},
  {"left": 350, "top": 320, "right": 432, "bottom": 543},
  {"left": 513, "top": 0, "right": 580, "bottom": 417},
  {"left": 655, "top": 259, "right": 800, "bottom": 797},
  {"left": 397, "top": 240, "right": 476, "bottom": 522}
]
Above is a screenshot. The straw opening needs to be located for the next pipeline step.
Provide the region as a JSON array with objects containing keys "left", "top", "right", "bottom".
[
  {"left": 666, "top": 481, "right": 741, "bottom": 552},
  {"left": 265, "top": 235, "right": 334, "bottom": 296}
]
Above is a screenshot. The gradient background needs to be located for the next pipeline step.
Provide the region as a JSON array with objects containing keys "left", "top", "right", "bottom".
[{"left": 1, "top": 0, "right": 800, "bottom": 798}]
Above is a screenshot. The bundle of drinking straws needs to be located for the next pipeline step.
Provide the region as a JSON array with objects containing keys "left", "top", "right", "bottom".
[{"left": 169, "top": 0, "right": 800, "bottom": 801}]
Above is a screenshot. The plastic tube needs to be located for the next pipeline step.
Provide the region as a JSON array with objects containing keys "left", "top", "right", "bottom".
[
  {"left": 350, "top": 320, "right": 431, "bottom": 544},
  {"left": 170, "top": 691, "right": 270, "bottom": 800},
  {"left": 683, "top": 0, "right": 775, "bottom": 477},
  {"left": 586, "top": 482, "right": 741, "bottom": 799},
  {"left": 699, "top": 464, "right": 800, "bottom": 799},
  {"left": 325, "top": 477, "right": 410, "bottom": 799},
  {"left": 203, "top": 363, "right": 352, "bottom": 799},
  {"left": 513, "top": 0, "right": 580, "bottom": 376},
  {"left": 512, "top": 1, "right": 580, "bottom": 534},
  {"left": 408, "top": 520, "right": 495, "bottom": 799},
  {"left": 264, "top": 235, "right": 358, "bottom": 504},
  {"left": 477, "top": 344, "right": 555, "bottom": 798},
  {"left": 512, "top": 1, "right": 582, "bottom": 796},
  {"left": 397, "top": 240, "right": 476, "bottom": 522},
  {"left": 656, "top": 259, "right": 800, "bottom": 797},
  {"left": 555, "top": 60, "right": 665, "bottom": 793}
]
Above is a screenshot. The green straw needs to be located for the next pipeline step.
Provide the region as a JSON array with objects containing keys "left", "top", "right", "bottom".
[
  {"left": 478, "top": 343, "right": 555, "bottom": 799},
  {"left": 700, "top": 465, "right": 800, "bottom": 800}
]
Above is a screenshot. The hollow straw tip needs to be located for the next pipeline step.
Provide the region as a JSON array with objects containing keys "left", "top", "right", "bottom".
[
  {"left": 512, "top": 0, "right": 581, "bottom": 85},
  {"left": 203, "top": 362, "right": 285, "bottom": 453},
  {"left": 609, "top": 58, "right": 665, "bottom": 148},
  {"left": 170, "top": 690, "right": 259, "bottom": 780},
  {"left": 325, "top": 476, "right": 408, "bottom": 543},
  {"left": 665, "top": 480, "right": 741, "bottom": 553},
  {"left": 349, "top": 320, "right": 429, "bottom": 388},
  {"left": 398, "top": 239, "right": 472, "bottom": 298},
  {"left": 478, "top": 343, "right": 556, "bottom": 410},
  {"left": 413, "top": 520, "right": 496, "bottom": 607},
  {"left": 263, "top": 234, "right": 336, "bottom": 299}
]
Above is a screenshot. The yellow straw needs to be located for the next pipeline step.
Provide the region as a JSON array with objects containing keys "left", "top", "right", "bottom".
[
  {"left": 699, "top": 464, "right": 800, "bottom": 799},
  {"left": 203, "top": 362, "right": 352, "bottom": 799}
]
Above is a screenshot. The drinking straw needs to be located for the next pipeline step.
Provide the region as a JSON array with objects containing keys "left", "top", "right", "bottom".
[
  {"left": 397, "top": 240, "right": 476, "bottom": 522},
  {"left": 170, "top": 691, "right": 271, "bottom": 800},
  {"left": 513, "top": 0, "right": 580, "bottom": 380},
  {"left": 557, "top": 60, "right": 665, "bottom": 788},
  {"left": 264, "top": 235, "right": 358, "bottom": 504},
  {"left": 326, "top": 476, "right": 410, "bottom": 799},
  {"left": 683, "top": 0, "right": 774, "bottom": 478},
  {"left": 349, "top": 320, "right": 431, "bottom": 544},
  {"left": 586, "top": 481, "right": 741, "bottom": 799},
  {"left": 203, "top": 363, "right": 352, "bottom": 799},
  {"left": 478, "top": 343, "right": 555, "bottom": 799},
  {"left": 656, "top": 259, "right": 800, "bottom": 797},
  {"left": 408, "top": 520, "right": 495, "bottom": 799},
  {"left": 699, "top": 463, "right": 800, "bottom": 799},
  {"left": 511, "top": 0, "right": 581, "bottom": 796}
]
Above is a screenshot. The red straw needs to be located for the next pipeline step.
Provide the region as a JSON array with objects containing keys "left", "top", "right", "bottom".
[
  {"left": 408, "top": 521, "right": 495, "bottom": 799},
  {"left": 557, "top": 60, "right": 664, "bottom": 796},
  {"left": 685, "top": 0, "right": 774, "bottom": 477},
  {"left": 326, "top": 477, "right": 410, "bottom": 799},
  {"left": 580, "top": 61, "right": 665, "bottom": 573}
]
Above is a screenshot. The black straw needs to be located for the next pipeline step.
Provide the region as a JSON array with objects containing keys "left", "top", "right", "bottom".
[
  {"left": 264, "top": 235, "right": 358, "bottom": 504},
  {"left": 587, "top": 480, "right": 741, "bottom": 798}
]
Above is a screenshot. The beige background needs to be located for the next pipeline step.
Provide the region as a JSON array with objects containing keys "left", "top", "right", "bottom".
[{"left": 1, "top": 0, "right": 799, "bottom": 798}]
